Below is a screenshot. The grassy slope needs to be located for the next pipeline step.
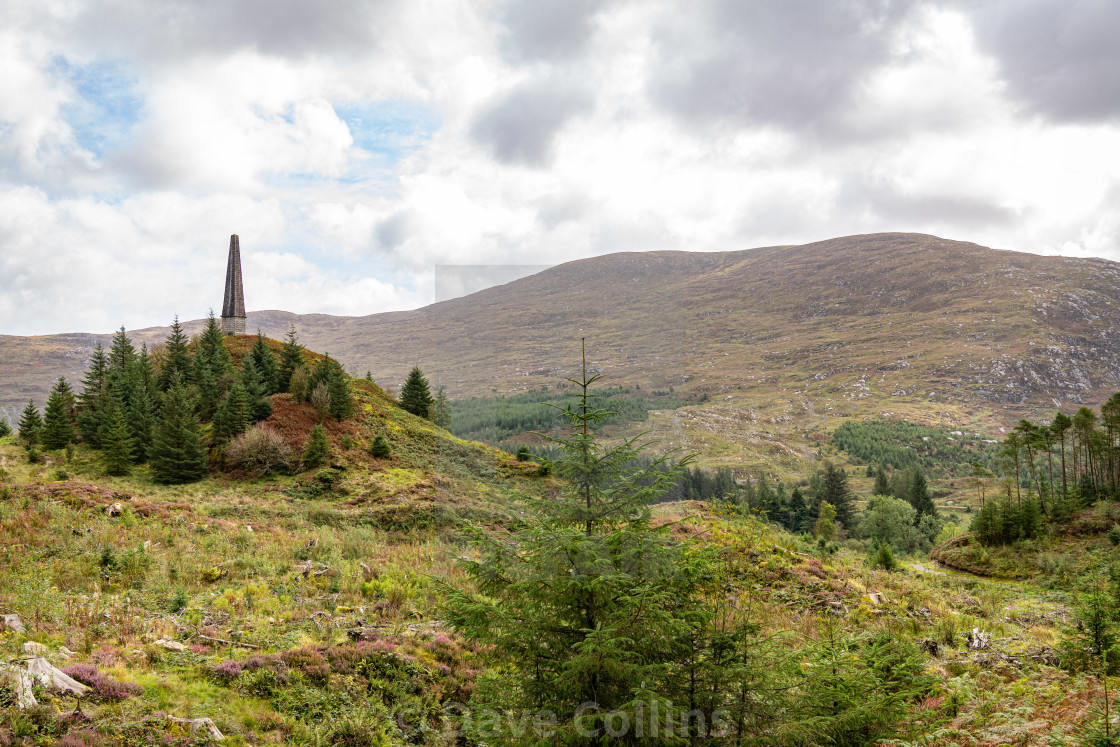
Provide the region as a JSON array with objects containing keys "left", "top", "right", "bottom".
[{"left": 0, "top": 410, "right": 1112, "bottom": 746}]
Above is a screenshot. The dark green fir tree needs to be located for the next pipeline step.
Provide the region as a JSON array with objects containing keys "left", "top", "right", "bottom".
[
  {"left": 302, "top": 424, "right": 329, "bottom": 469},
  {"left": 99, "top": 395, "right": 135, "bottom": 477},
  {"left": 818, "top": 461, "right": 856, "bottom": 530},
  {"left": 77, "top": 343, "right": 109, "bottom": 445},
  {"left": 277, "top": 324, "right": 304, "bottom": 393},
  {"left": 150, "top": 378, "right": 208, "bottom": 484},
  {"left": 18, "top": 400, "right": 42, "bottom": 446},
  {"left": 41, "top": 378, "right": 76, "bottom": 450},
  {"left": 212, "top": 382, "right": 251, "bottom": 442},
  {"left": 248, "top": 332, "right": 280, "bottom": 395},
  {"left": 399, "top": 366, "right": 433, "bottom": 418},
  {"left": 160, "top": 315, "right": 194, "bottom": 391}
]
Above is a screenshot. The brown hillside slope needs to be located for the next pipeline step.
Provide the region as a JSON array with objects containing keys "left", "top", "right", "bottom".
[{"left": 3, "top": 233, "right": 1120, "bottom": 436}]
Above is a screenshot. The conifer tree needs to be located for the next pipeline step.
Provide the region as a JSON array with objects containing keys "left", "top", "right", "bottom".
[
  {"left": 41, "top": 378, "right": 76, "bottom": 450},
  {"left": 0, "top": 416, "right": 11, "bottom": 438},
  {"left": 399, "top": 366, "right": 433, "bottom": 418},
  {"left": 193, "top": 312, "right": 234, "bottom": 419},
  {"left": 99, "top": 395, "right": 134, "bottom": 476},
  {"left": 239, "top": 357, "right": 273, "bottom": 422},
  {"left": 18, "top": 400, "right": 42, "bottom": 446},
  {"left": 108, "top": 326, "right": 137, "bottom": 377},
  {"left": 446, "top": 342, "right": 745, "bottom": 741},
  {"left": 277, "top": 325, "right": 304, "bottom": 393},
  {"left": 873, "top": 466, "right": 891, "bottom": 496},
  {"left": 430, "top": 386, "right": 452, "bottom": 429},
  {"left": 160, "top": 316, "right": 194, "bottom": 391},
  {"left": 909, "top": 469, "right": 937, "bottom": 520},
  {"left": 326, "top": 362, "right": 354, "bottom": 421},
  {"left": 369, "top": 435, "right": 390, "bottom": 459},
  {"left": 302, "top": 424, "right": 329, "bottom": 469},
  {"left": 125, "top": 370, "right": 157, "bottom": 462},
  {"left": 818, "top": 461, "right": 855, "bottom": 530},
  {"left": 248, "top": 332, "right": 280, "bottom": 395},
  {"left": 212, "top": 383, "right": 251, "bottom": 442},
  {"left": 788, "top": 486, "right": 809, "bottom": 532},
  {"left": 150, "top": 378, "right": 208, "bottom": 484},
  {"left": 77, "top": 343, "right": 109, "bottom": 445}
]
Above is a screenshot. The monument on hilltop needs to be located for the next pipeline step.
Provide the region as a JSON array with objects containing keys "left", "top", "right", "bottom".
[{"left": 220, "top": 234, "right": 246, "bottom": 335}]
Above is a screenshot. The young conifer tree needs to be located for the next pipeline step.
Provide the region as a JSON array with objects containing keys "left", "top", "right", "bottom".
[
  {"left": 150, "top": 377, "right": 208, "bottom": 484},
  {"left": 41, "top": 378, "right": 76, "bottom": 450},
  {"left": 18, "top": 400, "right": 42, "bottom": 446},
  {"left": 0, "top": 416, "right": 11, "bottom": 438},
  {"left": 77, "top": 343, "right": 109, "bottom": 445},
  {"left": 302, "top": 424, "right": 329, "bottom": 469},
  {"left": 160, "top": 316, "right": 194, "bottom": 391},
  {"left": 399, "top": 366, "right": 433, "bottom": 418},
  {"left": 430, "top": 386, "right": 451, "bottom": 429},
  {"left": 99, "top": 395, "right": 135, "bottom": 476},
  {"left": 249, "top": 332, "right": 280, "bottom": 395},
  {"left": 446, "top": 341, "right": 741, "bottom": 742},
  {"left": 277, "top": 324, "right": 304, "bottom": 393}
]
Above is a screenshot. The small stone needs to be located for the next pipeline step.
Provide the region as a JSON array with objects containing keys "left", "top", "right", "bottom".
[
  {"left": 106, "top": 503, "right": 122, "bottom": 517},
  {"left": 154, "top": 639, "right": 188, "bottom": 652},
  {"left": 56, "top": 647, "right": 75, "bottom": 660},
  {"left": 3, "top": 614, "right": 25, "bottom": 634}
]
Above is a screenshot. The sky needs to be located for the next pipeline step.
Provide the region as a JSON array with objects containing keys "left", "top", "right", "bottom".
[{"left": 1, "top": 0, "right": 1118, "bottom": 335}]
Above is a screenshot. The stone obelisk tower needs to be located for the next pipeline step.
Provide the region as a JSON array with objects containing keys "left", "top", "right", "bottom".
[{"left": 220, "top": 234, "right": 246, "bottom": 335}]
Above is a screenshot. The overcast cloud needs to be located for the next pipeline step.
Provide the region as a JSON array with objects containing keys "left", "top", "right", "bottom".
[{"left": 0, "top": 0, "right": 1117, "bottom": 334}]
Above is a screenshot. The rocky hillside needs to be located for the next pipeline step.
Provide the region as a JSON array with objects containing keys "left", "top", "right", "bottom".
[{"left": 4, "top": 233, "right": 1120, "bottom": 453}]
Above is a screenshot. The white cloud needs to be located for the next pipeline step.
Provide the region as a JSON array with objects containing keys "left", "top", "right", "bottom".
[{"left": 0, "top": 0, "right": 1118, "bottom": 335}]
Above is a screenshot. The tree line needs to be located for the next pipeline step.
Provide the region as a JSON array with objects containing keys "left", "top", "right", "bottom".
[
  {"left": 11, "top": 315, "right": 355, "bottom": 482},
  {"left": 969, "top": 397, "right": 1120, "bottom": 545}
]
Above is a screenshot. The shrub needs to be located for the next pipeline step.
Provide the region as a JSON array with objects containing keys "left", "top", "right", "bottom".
[
  {"left": 369, "top": 435, "right": 390, "bottom": 459},
  {"left": 61, "top": 664, "right": 142, "bottom": 701},
  {"left": 225, "top": 425, "right": 295, "bottom": 476},
  {"left": 869, "top": 542, "right": 899, "bottom": 571},
  {"left": 1108, "top": 525, "right": 1120, "bottom": 547},
  {"left": 26, "top": 446, "right": 41, "bottom": 464},
  {"left": 515, "top": 446, "right": 531, "bottom": 462},
  {"left": 303, "top": 424, "right": 330, "bottom": 469},
  {"left": 213, "top": 659, "right": 243, "bottom": 684}
]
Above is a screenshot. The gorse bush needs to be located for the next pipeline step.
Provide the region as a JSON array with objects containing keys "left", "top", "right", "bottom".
[{"left": 225, "top": 425, "right": 294, "bottom": 476}]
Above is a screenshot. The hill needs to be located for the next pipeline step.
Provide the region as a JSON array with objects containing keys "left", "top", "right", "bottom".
[{"left": 5, "top": 233, "right": 1120, "bottom": 474}]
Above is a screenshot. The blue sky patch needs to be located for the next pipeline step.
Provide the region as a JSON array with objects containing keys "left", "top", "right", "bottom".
[
  {"left": 336, "top": 99, "right": 440, "bottom": 166},
  {"left": 54, "top": 57, "right": 143, "bottom": 158}
]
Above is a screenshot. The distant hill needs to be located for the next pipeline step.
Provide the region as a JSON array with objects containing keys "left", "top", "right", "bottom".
[{"left": 4, "top": 233, "right": 1120, "bottom": 470}]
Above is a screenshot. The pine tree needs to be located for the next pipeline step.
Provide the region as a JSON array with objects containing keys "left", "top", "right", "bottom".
[
  {"left": 369, "top": 435, "right": 390, "bottom": 459},
  {"left": 248, "top": 332, "right": 280, "bottom": 395},
  {"left": 107, "top": 326, "right": 137, "bottom": 377},
  {"left": 212, "top": 383, "right": 251, "bottom": 442},
  {"left": 818, "top": 462, "right": 855, "bottom": 530},
  {"left": 160, "top": 316, "right": 194, "bottom": 391},
  {"left": 125, "top": 369, "right": 157, "bottom": 462},
  {"left": 193, "top": 312, "right": 234, "bottom": 419},
  {"left": 0, "top": 416, "right": 11, "bottom": 438},
  {"left": 789, "top": 486, "right": 809, "bottom": 532},
  {"left": 302, "top": 424, "right": 329, "bottom": 469},
  {"left": 909, "top": 469, "right": 937, "bottom": 520},
  {"left": 239, "top": 357, "right": 273, "bottom": 422},
  {"left": 326, "top": 362, "right": 353, "bottom": 421},
  {"left": 77, "top": 343, "right": 109, "bottom": 445},
  {"left": 18, "top": 400, "right": 42, "bottom": 446},
  {"left": 445, "top": 342, "right": 733, "bottom": 741},
  {"left": 873, "top": 466, "right": 891, "bottom": 496},
  {"left": 150, "top": 378, "right": 208, "bottom": 484},
  {"left": 277, "top": 325, "right": 304, "bottom": 393},
  {"left": 41, "top": 378, "right": 76, "bottom": 450},
  {"left": 99, "top": 395, "right": 134, "bottom": 476},
  {"left": 399, "top": 366, "right": 433, "bottom": 418},
  {"left": 430, "top": 386, "right": 452, "bottom": 428}
]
